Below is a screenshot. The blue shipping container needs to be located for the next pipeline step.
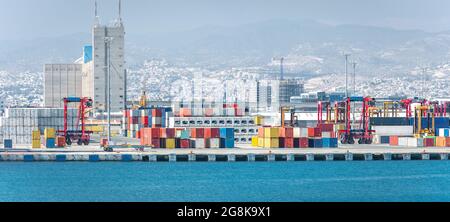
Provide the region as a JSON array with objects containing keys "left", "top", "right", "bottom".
[
  {"left": 322, "top": 138, "right": 338, "bottom": 148},
  {"left": 4, "top": 139, "right": 12, "bottom": 148},
  {"left": 46, "top": 138, "right": 55, "bottom": 148},
  {"left": 220, "top": 128, "right": 234, "bottom": 139},
  {"left": 220, "top": 138, "right": 235, "bottom": 148},
  {"left": 380, "top": 136, "right": 390, "bottom": 144},
  {"left": 314, "top": 139, "right": 323, "bottom": 148}
]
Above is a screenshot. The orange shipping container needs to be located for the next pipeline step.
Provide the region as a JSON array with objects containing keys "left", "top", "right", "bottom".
[
  {"left": 258, "top": 127, "right": 265, "bottom": 137},
  {"left": 389, "top": 136, "right": 399, "bottom": 146},
  {"left": 436, "top": 137, "right": 446, "bottom": 147},
  {"left": 279, "top": 127, "right": 294, "bottom": 138}
]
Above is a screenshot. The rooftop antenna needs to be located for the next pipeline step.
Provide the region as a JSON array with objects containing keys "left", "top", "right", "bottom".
[
  {"left": 118, "top": 0, "right": 123, "bottom": 25},
  {"left": 94, "top": 0, "right": 100, "bottom": 26}
]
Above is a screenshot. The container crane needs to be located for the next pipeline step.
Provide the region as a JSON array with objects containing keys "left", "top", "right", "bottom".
[
  {"left": 338, "top": 96, "right": 376, "bottom": 144},
  {"left": 58, "top": 97, "right": 94, "bottom": 146}
]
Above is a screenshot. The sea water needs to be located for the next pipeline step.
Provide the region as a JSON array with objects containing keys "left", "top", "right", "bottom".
[{"left": 0, "top": 161, "right": 449, "bottom": 202}]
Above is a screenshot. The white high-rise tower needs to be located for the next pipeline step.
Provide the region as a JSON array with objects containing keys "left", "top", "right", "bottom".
[{"left": 84, "top": 0, "right": 126, "bottom": 112}]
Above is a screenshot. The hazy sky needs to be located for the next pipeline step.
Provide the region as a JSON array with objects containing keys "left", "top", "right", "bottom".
[{"left": 1, "top": 0, "right": 450, "bottom": 40}]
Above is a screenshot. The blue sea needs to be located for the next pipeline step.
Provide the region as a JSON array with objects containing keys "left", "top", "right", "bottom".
[{"left": 0, "top": 161, "right": 449, "bottom": 202}]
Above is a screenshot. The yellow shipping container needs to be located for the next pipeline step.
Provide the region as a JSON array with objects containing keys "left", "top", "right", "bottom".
[
  {"left": 166, "top": 138, "right": 176, "bottom": 149},
  {"left": 264, "top": 138, "right": 279, "bottom": 148},
  {"left": 255, "top": 116, "right": 264, "bottom": 125},
  {"left": 436, "top": 137, "right": 446, "bottom": 147},
  {"left": 44, "top": 128, "right": 56, "bottom": 139},
  {"left": 32, "top": 130, "right": 40, "bottom": 140},
  {"left": 32, "top": 140, "right": 41, "bottom": 149},
  {"left": 251, "top": 136, "right": 258, "bottom": 147},
  {"left": 264, "top": 127, "right": 279, "bottom": 138},
  {"left": 258, "top": 138, "right": 264, "bottom": 147}
]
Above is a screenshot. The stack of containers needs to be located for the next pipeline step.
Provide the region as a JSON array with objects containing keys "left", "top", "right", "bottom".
[
  {"left": 263, "top": 127, "right": 279, "bottom": 148},
  {"left": 220, "top": 128, "right": 235, "bottom": 148},
  {"left": 123, "top": 108, "right": 173, "bottom": 139},
  {"left": 254, "top": 126, "right": 337, "bottom": 148},
  {"left": 317, "top": 124, "right": 337, "bottom": 148},
  {"left": 31, "top": 129, "right": 40, "bottom": 148},
  {"left": 44, "top": 128, "right": 55, "bottom": 148},
  {"left": 308, "top": 127, "right": 323, "bottom": 148},
  {"left": 140, "top": 127, "right": 234, "bottom": 149},
  {"left": 205, "top": 128, "right": 221, "bottom": 148},
  {"left": 279, "top": 127, "right": 294, "bottom": 148}
]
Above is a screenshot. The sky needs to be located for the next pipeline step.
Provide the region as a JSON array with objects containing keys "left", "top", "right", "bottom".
[{"left": 0, "top": 0, "right": 450, "bottom": 40}]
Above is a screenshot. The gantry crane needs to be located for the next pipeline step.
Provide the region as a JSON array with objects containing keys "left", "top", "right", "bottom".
[
  {"left": 280, "top": 106, "right": 297, "bottom": 127},
  {"left": 338, "top": 96, "right": 376, "bottom": 144},
  {"left": 414, "top": 105, "right": 435, "bottom": 137},
  {"left": 58, "top": 97, "right": 94, "bottom": 146},
  {"left": 317, "top": 101, "right": 333, "bottom": 125}
]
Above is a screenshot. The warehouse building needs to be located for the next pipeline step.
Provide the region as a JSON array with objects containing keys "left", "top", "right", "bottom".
[{"left": 43, "top": 64, "right": 83, "bottom": 108}]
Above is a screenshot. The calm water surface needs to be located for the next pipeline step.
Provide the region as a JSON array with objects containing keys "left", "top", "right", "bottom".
[{"left": 0, "top": 161, "right": 449, "bottom": 202}]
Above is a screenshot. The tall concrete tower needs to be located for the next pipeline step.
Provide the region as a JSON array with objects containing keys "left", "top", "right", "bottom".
[{"left": 87, "top": 0, "right": 126, "bottom": 112}]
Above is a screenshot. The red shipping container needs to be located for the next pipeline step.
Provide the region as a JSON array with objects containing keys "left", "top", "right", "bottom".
[
  {"left": 211, "top": 128, "right": 220, "bottom": 138},
  {"left": 152, "top": 109, "right": 162, "bottom": 117},
  {"left": 166, "top": 128, "right": 175, "bottom": 138},
  {"left": 191, "top": 128, "right": 205, "bottom": 138},
  {"left": 180, "top": 139, "right": 190, "bottom": 148},
  {"left": 139, "top": 128, "right": 146, "bottom": 145},
  {"left": 279, "top": 127, "right": 294, "bottom": 138},
  {"left": 136, "top": 130, "right": 141, "bottom": 139},
  {"left": 57, "top": 136, "right": 66, "bottom": 147},
  {"left": 141, "top": 116, "right": 149, "bottom": 127},
  {"left": 307, "top": 128, "right": 322, "bottom": 137},
  {"left": 151, "top": 128, "right": 160, "bottom": 138},
  {"left": 446, "top": 137, "right": 450, "bottom": 147},
  {"left": 151, "top": 138, "right": 160, "bottom": 148},
  {"left": 285, "top": 138, "right": 294, "bottom": 148},
  {"left": 425, "top": 138, "right": 435, "bottom": 147},
  {"left": 317, "top": 123, "right": 334, "bottom": 132},
  {"left": 299, "top": 138, "right": 309, "bottom": 148}
]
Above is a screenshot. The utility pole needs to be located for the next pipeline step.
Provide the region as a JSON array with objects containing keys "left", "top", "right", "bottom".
[
  {"left": 344, "top": 53, "right": 351, "bottom": 98},
  {"left": 352, "top": 61, "right": 357, "bottom": 96},
  {"left": 105, "top": 37, "right": 113, "bottom": 143}
]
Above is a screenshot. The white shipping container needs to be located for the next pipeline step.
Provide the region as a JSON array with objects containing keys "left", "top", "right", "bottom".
[
  {"left": 372, "top": 126, "right": 413, "bottom": 136},
  {"left": 195, "top": 138, "right": 205, "bottom": 148},
  {"left": 209, "top": 138, "right": 220, "bottom": 148}
]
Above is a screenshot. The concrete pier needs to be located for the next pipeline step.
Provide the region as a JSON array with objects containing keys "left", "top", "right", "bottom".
[
  {"left": 325, "top": 154, "right": 334, "bottom": 161},
  {"left": 345, "top": 153, "right": 353, "bottom": 161},
  {"left": 383, "top": 153, "right": 392, "bottom": 161},
  {"left": 208, "top": 154, "right": 216, "bottom": 162},
  {"left": 402, "top": 153, "right": 411, "bottom": 161},
  {"left": 364, "top": 153, "right": 373, "bottom": 161},
  {"left": 247, "top": 154, "right": 255, "bottom": 162},
  {"left": 1, "top": 146, "right": 450, "bottom": 162},
  {"left": 286, "top": 154, "right": 295, "bottom": 162}
]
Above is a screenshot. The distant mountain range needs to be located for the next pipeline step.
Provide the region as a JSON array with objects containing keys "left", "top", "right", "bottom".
[{"left": 2, "top": 19, "right": 450, "bottom": 77}]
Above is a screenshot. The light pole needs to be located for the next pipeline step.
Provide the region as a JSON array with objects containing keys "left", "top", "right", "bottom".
[
  {"left": 352, "top": 61, "right": 357, "bottom": 96},
  {"left": 105, "top": 37, "right": 113, "bottom": 143},
  {"left": 344, "top": 54, "right": 351, "bottom": 98}
]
